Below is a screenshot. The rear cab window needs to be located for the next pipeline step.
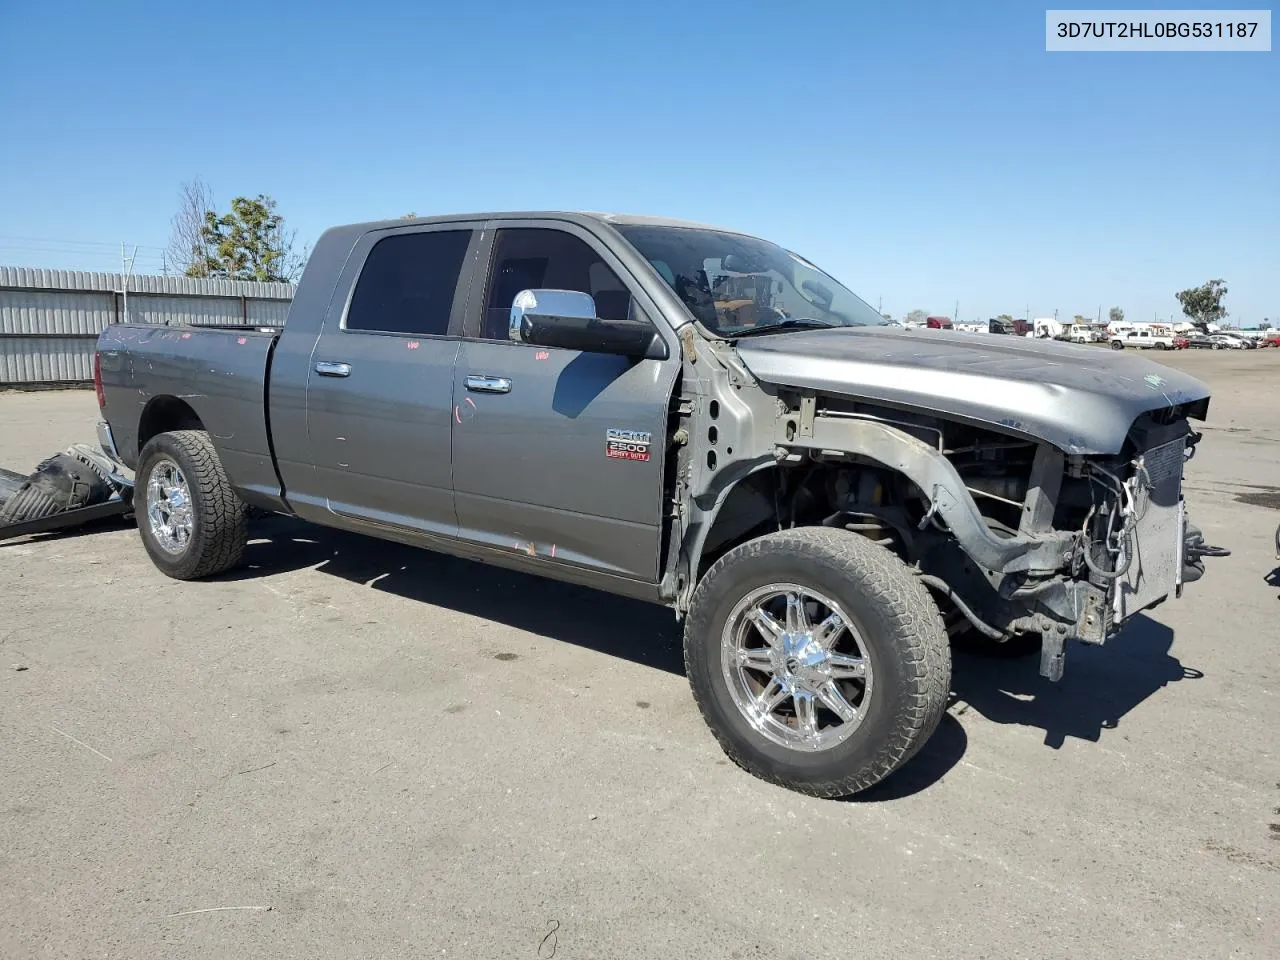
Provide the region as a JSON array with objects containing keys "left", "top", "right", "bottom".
[{"left": 344, "top": 230, "right": 473, "bottom": 337}]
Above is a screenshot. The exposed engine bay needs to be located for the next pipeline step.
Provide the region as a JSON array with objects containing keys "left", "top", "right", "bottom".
[{"left": 680, "top": 380, "right": 1229, "bottom": 681}]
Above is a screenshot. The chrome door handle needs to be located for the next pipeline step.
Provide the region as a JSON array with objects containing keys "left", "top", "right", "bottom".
[
  {"left": 315, "top": 361, "right": 351, "bottom": 377},
  {"left": 465, "top": 375, "right": 512, "bottom": 394}
]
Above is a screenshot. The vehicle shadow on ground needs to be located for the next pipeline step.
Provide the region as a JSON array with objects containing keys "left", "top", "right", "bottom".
[
  {"left": 947, "top": 614, "right": 1200, "bottom": 749},
  {"left": 220, "top": 517, "right": 1198, "bottom": 799},
  {"left": 221, "top": 515, "right": 687, "bottom": 676},
  {"left": 0, "top": 515, "right": 133, "bottom": 547}
]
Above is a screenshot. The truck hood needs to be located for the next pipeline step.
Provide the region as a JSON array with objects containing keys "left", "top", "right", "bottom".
[{"left": 733, "top": 327, "right": 1211, "bottom": 454}]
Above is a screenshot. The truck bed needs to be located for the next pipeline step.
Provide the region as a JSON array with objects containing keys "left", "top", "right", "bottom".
[{"left": 96, "top": 323, "right": 281, "bottom": 499}]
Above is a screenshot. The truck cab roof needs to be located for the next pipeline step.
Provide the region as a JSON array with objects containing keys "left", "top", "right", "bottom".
[{"left": 339, "top": 211, "right": 749, "bottom": 236}]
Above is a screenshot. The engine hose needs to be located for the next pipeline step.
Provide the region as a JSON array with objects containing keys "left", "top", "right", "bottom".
[
  {"left": 916, "top": 574, "right": 1006, "bottom": 640},
  {"left": 1080, "top": 502, "right": 1134, "bottom": 581}
]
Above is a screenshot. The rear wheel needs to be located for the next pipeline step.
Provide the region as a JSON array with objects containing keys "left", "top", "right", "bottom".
[
  {"left": 136, "top": 430, "right": 247, "bottom": 579},
  {"left": 684, "top": 528, "right": 951, "bottom": 798}
]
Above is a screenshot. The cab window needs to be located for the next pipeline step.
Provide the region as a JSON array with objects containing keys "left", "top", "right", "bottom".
[
  {"left": 479, "top": 228, "right": 632, "bottom": 341},
  {"left": 346, "top": 230, "right": 472, "bottom": 336}
]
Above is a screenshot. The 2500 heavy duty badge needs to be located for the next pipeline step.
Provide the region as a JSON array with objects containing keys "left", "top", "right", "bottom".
[{"left": 606, "top": 429, "right": 651, "bottom": 462}]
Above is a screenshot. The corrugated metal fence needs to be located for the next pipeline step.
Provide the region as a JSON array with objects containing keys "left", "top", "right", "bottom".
[{"left": 0, "top": 267, "right": 294, "bottom": 385}]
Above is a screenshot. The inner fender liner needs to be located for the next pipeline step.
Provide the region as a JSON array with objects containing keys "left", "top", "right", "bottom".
[
  {"left": 784, "top": 414, "right": 1075, "bottom": 575},
  {"left": 0, "top": 468, "right": 26, "bottom": 509},
  {"left": 0, "top": 453, "right": 114, "bottom": 525}
]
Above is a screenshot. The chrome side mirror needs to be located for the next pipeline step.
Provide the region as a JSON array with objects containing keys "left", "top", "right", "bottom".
[{"left": 509, "top": 289, "right": 598, "bottom": 343}]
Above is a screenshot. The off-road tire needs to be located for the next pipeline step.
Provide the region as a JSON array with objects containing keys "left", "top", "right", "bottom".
[
  {"left": 136, "top": 430, "right": 247, "bottom": 579},
  {"left": 684, "top": 528, "right": 951, "bottom": 798}
]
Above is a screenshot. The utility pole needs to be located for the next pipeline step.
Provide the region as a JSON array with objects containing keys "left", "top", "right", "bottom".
[
  {"left": 953, "top": 300, "right": 959, "bottom": 322},
  {"left": 121, "top": 243, "right": 138, "bottom": 324}
]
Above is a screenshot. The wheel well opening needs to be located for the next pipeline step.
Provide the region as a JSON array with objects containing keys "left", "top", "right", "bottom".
[
  {"left": 696, "top": 462, "right": 935, "bottom": 582},
  {"left": 137, "top": 396, "right": 205, "bottom": 452}
]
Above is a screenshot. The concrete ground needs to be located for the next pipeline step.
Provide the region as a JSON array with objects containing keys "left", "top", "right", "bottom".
[{"left": 2, "top": 348, "right": 1277, "bottom": 960}]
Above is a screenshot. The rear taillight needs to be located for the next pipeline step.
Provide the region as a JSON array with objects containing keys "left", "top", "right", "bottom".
[{"left": 93, "top": 351, "right": 106, "bottom": 410}]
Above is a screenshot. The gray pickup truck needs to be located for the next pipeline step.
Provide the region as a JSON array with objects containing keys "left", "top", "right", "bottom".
[{"left": 96, "top": 212, "right": 1223, "bottom": 797}]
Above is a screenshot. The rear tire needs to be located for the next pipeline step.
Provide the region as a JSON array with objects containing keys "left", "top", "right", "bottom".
[
  {"left": 136, "top": 430, "right": 247, "bottom": 579},
  {"left": 684, "top": 528, "right": 951, "bottom": 798}
]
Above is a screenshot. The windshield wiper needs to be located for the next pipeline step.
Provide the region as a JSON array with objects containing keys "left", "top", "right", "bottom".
[{"left": 731, "top": 318, "right": 839, "bottom": 338}]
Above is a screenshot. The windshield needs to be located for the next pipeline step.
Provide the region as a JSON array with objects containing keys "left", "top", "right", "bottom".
[{"left": 614, "top": 224, "right": 887, "bottom": 336}]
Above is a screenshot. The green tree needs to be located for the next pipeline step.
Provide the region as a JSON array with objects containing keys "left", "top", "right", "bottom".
[
  {"left": 905, "top": 309, "right": 928, "bottom": 326},
  {"left": 880, "top": 311, "right": 893, "bottom": 322},
  {"left": 1175, "top": 279, "right": 1228, "bottom": 332},
  {"left": 1108, "top": 306, "right": 1124, "bottom": 325},
  {"left": 995, "top": 313, "right": 1013, "bottom": 323},
  {"left": 400, "top": 212, "right": 418, "bottom": 219},
  {"left": 194, "top": 195, "right": 302, "bottom": 282}
]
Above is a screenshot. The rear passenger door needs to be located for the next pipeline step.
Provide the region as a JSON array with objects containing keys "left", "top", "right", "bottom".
[
  {"left": 305, "top": 223, "right": 481, "bottom": 537},
  {"left": 449, "top": 222, "right": 679, "bottom": 583}
]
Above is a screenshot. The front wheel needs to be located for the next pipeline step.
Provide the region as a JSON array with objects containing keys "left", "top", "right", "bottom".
[
  {"left": 136, "top": 430, "right": 248, "bottom": 579},
  {"left": 1110, "top": 340, "right": 1124, "bottom": 350},
  {"left": 684, "top": 528, "right": 951, "bottom": 798}
]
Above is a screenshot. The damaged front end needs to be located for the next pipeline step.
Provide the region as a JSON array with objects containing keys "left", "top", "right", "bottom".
[
  {"left": 937, "top": 415, "right": 1230, "bottom": 680},
  {"left": 759, "top": 391, "right": 1229, "bottom": 682}
]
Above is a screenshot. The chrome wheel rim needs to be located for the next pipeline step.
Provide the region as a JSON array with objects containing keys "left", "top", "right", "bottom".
[
  {"left": 146, "top": 458, "right": 193, "bottom": 555},
  {"left": 721, "top": 584, "right": 874, "bottom": 753}
]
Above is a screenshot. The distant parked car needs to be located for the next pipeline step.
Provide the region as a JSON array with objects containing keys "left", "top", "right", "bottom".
[
  {"left": 1208, "top": 334, "right": 1248, "bottom": 350},
  {"left": 1172, "top": 336, "right": 1190, "bottom": 349},
  {"left": 1185, "top": 335, "right": 1217, "bottom": 349}
]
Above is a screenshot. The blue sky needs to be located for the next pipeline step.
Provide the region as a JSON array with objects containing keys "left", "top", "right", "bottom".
[{"left": 1, "top": 0, "right": 1275, "bottom": 324}]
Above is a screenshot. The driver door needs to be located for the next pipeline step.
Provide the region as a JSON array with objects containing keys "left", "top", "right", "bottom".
[{"left": 449, "top": 222, "right": 679, "bottom": 584}]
